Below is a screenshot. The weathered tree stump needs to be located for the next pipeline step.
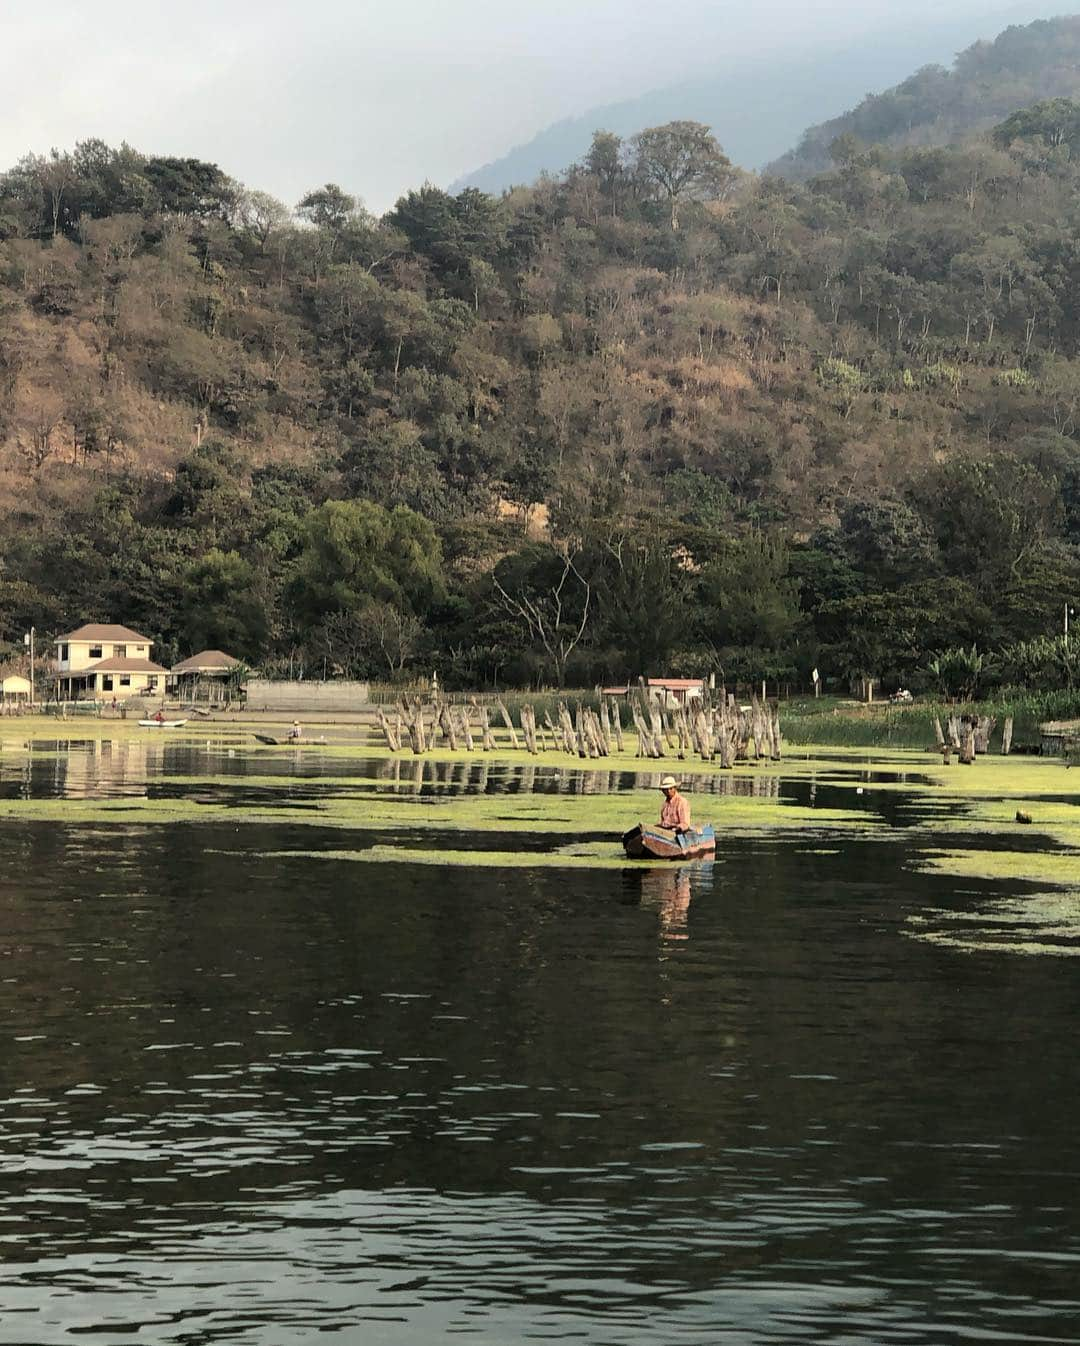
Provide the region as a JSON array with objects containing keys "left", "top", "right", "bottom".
[
  {"left": 609, "top": 699, "right": 625, "bottom": 753},
  {"left": 974, "top": 715, "right": 996, "bottom": 754},
  {"left": 377, "top": 709, "right": 401, "bottom": 752}
]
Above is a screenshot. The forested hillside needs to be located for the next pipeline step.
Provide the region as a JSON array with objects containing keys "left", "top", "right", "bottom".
[
  {"left": 3, "top": 99, "right": 1080, "bottom": 694},
  {"left": 771, "top": 16, "right": 1080, "bottom": 180}
]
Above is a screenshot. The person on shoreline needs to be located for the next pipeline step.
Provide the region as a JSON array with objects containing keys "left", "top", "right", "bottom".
[
  {"left": 658, "top": 776, "right": 690, "bottom": 833},
  {"left": 287, "top": 720, "right": 302, "bottom": 741}
]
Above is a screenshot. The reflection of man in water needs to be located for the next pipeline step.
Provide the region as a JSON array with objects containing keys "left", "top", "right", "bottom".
[
  {"left": 639, "top": 867, "right": 693, "bottom": 943},
  {"left": 658, "top": 776, "right": 690, "bottom": 832}
]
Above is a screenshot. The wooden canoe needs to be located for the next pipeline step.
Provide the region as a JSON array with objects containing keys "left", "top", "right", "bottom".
[
  {"left": 138, "top": 719, "right": 188, "bottom": 728},
  {"left": 622, "top": 822, "right": 716, "bottom": 861}
]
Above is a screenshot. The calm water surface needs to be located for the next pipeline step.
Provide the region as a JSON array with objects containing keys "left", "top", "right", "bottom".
[{"left": 0, "top": 741, "right": 1077, "bottom": 1343}]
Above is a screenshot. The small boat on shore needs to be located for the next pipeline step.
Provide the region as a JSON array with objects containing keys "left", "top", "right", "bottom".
[
  {"left": 622, "top": 822, "right": 716, "bottom": 861},
  {"left": 138, "top": 718, "right": 188, "bottom": 729}
]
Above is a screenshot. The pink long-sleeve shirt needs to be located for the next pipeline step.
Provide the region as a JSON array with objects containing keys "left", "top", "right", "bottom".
[{"left": 659, "top": 793, "right": 690, "bottom": 830}]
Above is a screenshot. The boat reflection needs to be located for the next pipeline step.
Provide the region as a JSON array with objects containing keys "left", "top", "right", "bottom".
[{"left": 623, "top": 862, "right": 714, "bottom": 944}]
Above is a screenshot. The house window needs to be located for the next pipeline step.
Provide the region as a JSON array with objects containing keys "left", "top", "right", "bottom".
[
  {"left": 89, "top": 645, "right": 102, "bottom": 659},
  {"left": 102, "top": 676, "right": 113, "bottom": 692},
  {"left": 60, "top": 644, "right": 69, "bottom": 661},
  {"left": 120, "top": 676, "right": 131, "bottom": 687},
  {"left": 147, "top": 678, "right": 158, "bottom": 691},
  {"left": 135, "top": 646, "right": 145, "bottom": 654},
  {"left": 113, "top": 645, "right": 127, "bottom": 658}
]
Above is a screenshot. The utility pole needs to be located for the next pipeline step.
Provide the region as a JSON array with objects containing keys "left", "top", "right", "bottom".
[{"left": 23, "top": 627, "right": 34, "bottom": 707}]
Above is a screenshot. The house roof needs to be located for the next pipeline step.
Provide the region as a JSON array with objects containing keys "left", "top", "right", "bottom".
[
  {"left": 172, "top": 650, "right": 240, "bottom": 674},
  {"left": 647, "top": 677, "right": 705, "bottom": 690},
  {"left": 57, "top": 624, "right": 153, "bottom": 645},
  {"left": 83, "top": 657, "right": 168, "bottom": 674}
]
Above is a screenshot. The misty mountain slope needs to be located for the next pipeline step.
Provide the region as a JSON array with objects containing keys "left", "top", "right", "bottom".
[
  {"left": 770, "top": 15, "right": 1080, "bottom": 179},
  {"left": 450, "top": 4, "right": 1052, "bottom": 192}
]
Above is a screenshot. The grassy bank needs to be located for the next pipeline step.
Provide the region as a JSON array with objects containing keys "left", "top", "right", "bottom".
[{"left": 780, "top": 691, "right": 1080, "bottom": 750}]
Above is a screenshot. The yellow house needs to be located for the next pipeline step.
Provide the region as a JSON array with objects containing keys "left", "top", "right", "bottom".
[{"left": 55, "top": 624, "right": 168, "bottom": 701}]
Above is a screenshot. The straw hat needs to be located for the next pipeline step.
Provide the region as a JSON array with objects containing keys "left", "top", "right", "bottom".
[{"left": 659, "top": 775, "right": 680, "bottom": 790}]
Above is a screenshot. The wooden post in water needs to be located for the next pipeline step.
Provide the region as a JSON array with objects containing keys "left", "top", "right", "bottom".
[
  {"left": 496, "top": 699, "right": 521, "bottom": 751},
  {"left": 377, "top": 709, "right": 401, "bottom": 752},
  {"left": 458, "top": 705, "right": 475, "bottom": 752},
  {"left": 631, "top": 706, "right": 647, "bottom": 757},
  {"left": 521, "top": 705, "right": 538, "bottom": 755},
  {"left": 558, "top": 703, "right": 576, "bottom": 754},
  {"left": 631, "top": 702, "right": 661, "bottom": 758},
  {"left": 751, "top": 696, "right": 768, "bottom": 760},
  {"left": 400, "top": 698, "right": 427, "bottom": 755},
  {"left": 692, "top": 708, "right": 707, "bottom": 760},
  {"left": 573, "top": 704, "right": 588, "bottom": 758},
  {"left": 959, "top": 719, "right": 976, "bottom": 765},
  {"left": 933, "top": 717, "right": 945, "bottom": 749},
  {"left": 1002, "top": 717, "right": 1014, "bottom": 755},
  {"left": 598, "top": 699, "right": 612, "bottom": 754},
  {"left": 438, "top": 702, "right": 458, "bottom": 751},
  {"left": 974, "top": 715, "right": 996, "bottom": 755},
  {"left": 674, "top": 707, "right": 689, "bottom": 759},
  {"left": 480, "top": 705, "right": 496, "bottom": 752},
  {"left": 609, "top": 699, "right": 625, "bottom": 753},
  {"left": 648, "top": 698, "right": 667, "bottom": 756}
]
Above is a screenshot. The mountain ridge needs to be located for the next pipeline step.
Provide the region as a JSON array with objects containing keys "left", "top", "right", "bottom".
[
  {"left": 769, "top": 14, "right": 1080, "bottom": 179},
  {"left": 450, "top": 3, "right": 1054, "bottom": 193}
]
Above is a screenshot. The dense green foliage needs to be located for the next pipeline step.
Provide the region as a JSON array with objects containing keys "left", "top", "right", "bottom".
[{"left": 4, "top": 36, "right": 1080, "bottom": 691}]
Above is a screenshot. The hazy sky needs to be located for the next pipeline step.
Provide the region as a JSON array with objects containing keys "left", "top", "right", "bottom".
[{"left": 0, "top": 0, "right": 1055, "bottom": 212}]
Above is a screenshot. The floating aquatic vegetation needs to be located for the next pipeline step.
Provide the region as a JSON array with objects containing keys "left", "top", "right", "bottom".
[
  {"left": 5, "top": 728, "right": 1080, "bottom": 955},
  {"left": 907, "top": 891, "right": 1080, "bottom": 957}
]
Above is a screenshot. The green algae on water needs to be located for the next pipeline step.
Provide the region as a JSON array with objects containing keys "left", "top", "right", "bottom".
[{"left": 7, "top": 733, "right": 1080, "bottom": 959}]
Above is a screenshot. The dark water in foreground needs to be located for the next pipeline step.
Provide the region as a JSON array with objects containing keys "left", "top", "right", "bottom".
[{"left": 0, "top": 760, "right": 1078, "bottom": 1341}]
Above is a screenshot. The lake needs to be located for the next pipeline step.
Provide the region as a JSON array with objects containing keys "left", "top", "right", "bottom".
[{"left": 0, "top": 734, "right": 1077, "bottom": 1342}]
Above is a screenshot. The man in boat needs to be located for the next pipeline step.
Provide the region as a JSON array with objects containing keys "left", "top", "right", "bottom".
[
  {"left": 154, "top": 708, "right": 164, "bottom": 724},
  {"left": 658, "top": 776, "right": 691, "bottom": 833}
]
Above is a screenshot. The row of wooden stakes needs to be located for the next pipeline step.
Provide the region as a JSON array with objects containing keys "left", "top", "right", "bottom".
[
  {"left": 377, "top": 698, "right": 626, "bottom": 757},
  {"left": 933, "top": 713, "right": 1013, "bottom": 762},
  {"left": 375, "top": 694, "right": 782, "bottom": 765}
]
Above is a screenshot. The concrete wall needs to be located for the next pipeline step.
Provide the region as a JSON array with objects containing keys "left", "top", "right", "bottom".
[{"left": 245, "top": 679, "right": 371, "bottom": 713}]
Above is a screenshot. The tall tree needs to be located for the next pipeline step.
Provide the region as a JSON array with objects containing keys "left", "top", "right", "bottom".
[{"left": 631, "top": 120, "right": 733, "bottom": 228}]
